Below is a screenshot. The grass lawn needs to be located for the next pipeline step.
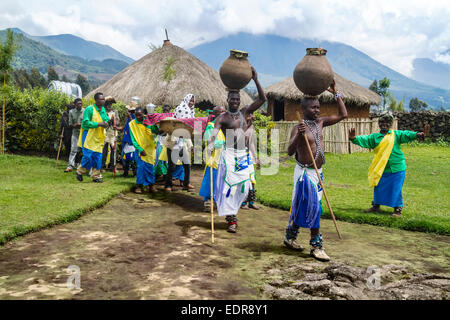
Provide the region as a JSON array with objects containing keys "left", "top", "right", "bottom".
[
  {"left": 0, "top": 154, "right": 135, "bottom": 245},
  {"left": 256, "top": 145, "right": 450, "bottom": 235}
]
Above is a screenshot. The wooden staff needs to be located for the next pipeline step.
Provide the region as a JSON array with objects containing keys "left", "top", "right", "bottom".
[
  {"left": 210, "top": 157, "right": 215, "bottom": 244},
  {"left": 56, "top": 127, "right": 64, "bottom": 166},
  {"left": 113, "top": 115, "right": 117, "bottom": 180},
  {"left": 2, "top": 75, "right": 5, "bottom": 154},
  {"left": 296, "top": 111, "right": 342, "bottom": 239}
]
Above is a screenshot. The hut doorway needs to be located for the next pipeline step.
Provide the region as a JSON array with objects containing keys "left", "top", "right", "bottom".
[{"left": 274, "top": 99, "right": 285, "bottom": 121}]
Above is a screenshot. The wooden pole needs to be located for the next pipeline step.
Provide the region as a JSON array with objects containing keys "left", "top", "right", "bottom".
[
  {"left": 113, "top": 115, "right": 117, "bottom": 180},
  {"left": 2, "top": 75, "right": 5, "bottom": 155},
  {"left": 296, "top": 111, "right": 342, "bottom": 239},
  {"left": 210, "top": 159, "right": 215, "bottom": 244},
  {"left": 424, "top": 123, "right": 430, "bottom": 138},
  {"left": 56, "top": 127, "right": 64, "bottom": 166}
]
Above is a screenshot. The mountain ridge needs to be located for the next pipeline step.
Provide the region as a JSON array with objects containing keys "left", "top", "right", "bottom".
[
  {"left": 0, "top": 28, "right": 129, "bottom": 82},
  {"left": 189, "top": 33, "right": 450, "bottom": 109},
  {"left": 9, "top": 27, "right": 134, "bottom": 64}
]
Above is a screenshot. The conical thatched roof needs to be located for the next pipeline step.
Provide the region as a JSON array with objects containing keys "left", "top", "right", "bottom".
[
  {"left": 88, "top": 42, "right": 253, "bottom": 107},
  {"left": 266, "top": 73, "right": 381, "bottom": 107}
]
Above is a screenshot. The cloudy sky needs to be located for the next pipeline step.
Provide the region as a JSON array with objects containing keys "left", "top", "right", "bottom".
[{"left": 1, "top": 0, "right": 449, "bottom": 77}]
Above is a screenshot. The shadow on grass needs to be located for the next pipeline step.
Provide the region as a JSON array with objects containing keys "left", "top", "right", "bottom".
[
  {"left": 150, "top": 190, "right": 205, "bottom": 213},
  {"left": 174, "top": 220, "right": 228, "bottom": 233},
  {"left": 236, "top": 241, "right": 310, "bottom": 258}
]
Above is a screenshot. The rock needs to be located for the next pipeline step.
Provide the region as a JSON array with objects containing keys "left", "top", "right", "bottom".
[
  {"left": 269, "top": 279, "right": 285, "bottom": 287},
  {"left": 329, "top": 284, "right": 368, "bottom": 300},
  {"left": 262, "top": 284, "right": 276, "bottom": 296},
  {"left": 292, "top": 279, "right": 333, "bottom": 296},
  {"left": 267, "top": 269, "right": 282, "bottom": 276},
  {"left": 325, "top": 264, "right": 365, "bottom": 284},
  {"left": 420, "top": 279, "right": 450, "bottom": 291},
  {"left": 272, "top": 288, "right": 305, "bottom": 300},
  {"left": 302, "top": 273, "right": 328, "bottom": 282}
]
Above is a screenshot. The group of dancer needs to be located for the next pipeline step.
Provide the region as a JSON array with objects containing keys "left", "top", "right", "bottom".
[{"left": 73, "top": 66, "right": 425, "bottom": 262}]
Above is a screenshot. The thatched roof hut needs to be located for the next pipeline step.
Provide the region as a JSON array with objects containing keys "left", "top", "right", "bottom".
[
  {"left": 265, "top": 72, "right": 381, "bottom": 121},
  {"left": 88, "top": 41, "right": 253, "bottom": 108}
]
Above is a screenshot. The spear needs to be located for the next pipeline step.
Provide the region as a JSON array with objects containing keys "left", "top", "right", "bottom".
[
  {"left": 2, "top": 75, "right": 5, "bottom": 154},
  {"left": 210, "top": 157, "right": 215, "bottom": 244},
  {"left": 56, "top": 127, "right": 64, "bottom": 166},
  {"left": 296, "top": 111, "right": 342, "bottom": 239},
  {"left": 113, "top": 114, "right": 117, "bottom": 179}
]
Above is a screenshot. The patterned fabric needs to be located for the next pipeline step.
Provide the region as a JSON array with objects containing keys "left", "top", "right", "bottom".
[
  {"left": 144, "top": 113, "right": 173, "bottom": 125},
  {"left": 174, "top": 94, "right": 195, "bottom": 119},
  {"left": 289, "top": 163, "right": 323, "bottom": 229},
  {"left": 225, "top": 215, "right": 238, "bottom": 223},
  {"left": 234, "top": 154, "right": 251, "bottom": 172},
  {"left": 215, "top": 148, "right": 252, "bottom": 217},
  {"left": 310, "top": 234, "right": 324, "bottom": 248}
]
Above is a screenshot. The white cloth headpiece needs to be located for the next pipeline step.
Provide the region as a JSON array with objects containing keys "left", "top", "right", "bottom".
[{"left": 174, "top": 93, "right": 195, "bottom": 119}]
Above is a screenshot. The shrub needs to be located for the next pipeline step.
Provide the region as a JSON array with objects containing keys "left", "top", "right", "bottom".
[{"left": 1, "top": 84, "right": 71, "bottom": 153}]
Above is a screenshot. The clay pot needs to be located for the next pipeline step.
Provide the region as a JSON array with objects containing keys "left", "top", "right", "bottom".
[
  {"left": 293, "top": 48, "right": 334, "bottom": 96},
  {"left": 219, "top": 50, "right": 252, "bottom": 90}
]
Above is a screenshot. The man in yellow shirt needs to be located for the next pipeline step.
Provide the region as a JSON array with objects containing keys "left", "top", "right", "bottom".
[
  {"left": 129, "top": 107, "right": 160, "bottom": 193},
  {"left": 76, "top": 93, "right": 110, "bottom": 183}
]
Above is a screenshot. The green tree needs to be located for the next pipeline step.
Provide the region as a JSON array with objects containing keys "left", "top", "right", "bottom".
[
  {"left": 75, "top": 73, "right": 90, "bottom": 96},
  {"left": 369, "top": 79, "right": 378, "bottom": 93},
  {"left": 28, "top": 68, "right": 47, "bottom": 88},
  {"left": 368, "top": 78, "right": 391, "bottom": 111},
  {"left": 387, "top": 92, "right": 405, "bottom": 112},
  {"left": 47, "top": 66, "right": 59, "bottom": 82},
  {"left": 378, "top": 77, "right": 390, "bottom": 109},
  {"left": 409, "top": 97, "right": 428, "bottom": 112},
  {"left": 61, "top": 74, "right": 69, "bottom": 82},
  {"left": 12, "top": 69, "right": 31, "bottom": 89},
  {"left": 0, "top": 29, "right": 21, "bottom": 83}
]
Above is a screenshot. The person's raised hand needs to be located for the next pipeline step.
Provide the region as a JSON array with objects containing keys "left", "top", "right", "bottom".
[
  {"left": 327, "top": 80, "right": 337, "bottom": 95},
  {"left": 417, "top": 132, "right": 425, "bottom": 142},
  {"left": 348, "top": 128, "right": 356, "bottom": 140}
]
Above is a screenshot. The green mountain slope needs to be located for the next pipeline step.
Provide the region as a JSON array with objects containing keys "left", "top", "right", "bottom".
[
  {"left": 0, "top": 29, "right": 129, "bottom": 81},
  {"left": 29, "top": 33, "right": 134, "bottom": 64}
]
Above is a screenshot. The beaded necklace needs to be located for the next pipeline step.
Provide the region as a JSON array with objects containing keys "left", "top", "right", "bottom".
[{"left": 304, "top": 119, "right": 326, "bottom": 166}]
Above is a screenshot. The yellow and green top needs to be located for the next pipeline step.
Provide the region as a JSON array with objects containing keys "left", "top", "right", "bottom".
[
  {"left": 351, "top": 130, "right": 418, "bottom": 173},
  {"left": 129, "top": 118, "right": 159, "bottom": 165}
]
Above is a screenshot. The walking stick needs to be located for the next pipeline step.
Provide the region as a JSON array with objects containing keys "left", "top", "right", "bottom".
[
  {"left": 296, "top": 111, "right": 342, "bottom": 239},
  {"left": 210, "top": 157, "right": 215, "bottom": 244},
  {"left": 2, "top": 75, "right": 5, "bottom": 155},
  {"left": 56, "top": 127, "right": 64, "bottom": 166},
  {"left": 113, "top": 115, "right": 117, "bottom": 180}
]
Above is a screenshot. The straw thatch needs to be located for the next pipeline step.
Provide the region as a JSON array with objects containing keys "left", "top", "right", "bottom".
[
  {"left": 88, "top": 42, "right": 253, "bottom": 107},
  {"left": 266, "top": 72, "right": 381, "bottom": 107}
]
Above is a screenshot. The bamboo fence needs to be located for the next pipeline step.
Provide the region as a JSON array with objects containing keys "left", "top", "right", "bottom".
[{"left": 274, "top": 118, "right": 398, "bottom": 154}]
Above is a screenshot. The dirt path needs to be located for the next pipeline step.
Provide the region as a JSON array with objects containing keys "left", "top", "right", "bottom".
[{"left": 0, "top": 170, "right": 449, "bottom": 300}]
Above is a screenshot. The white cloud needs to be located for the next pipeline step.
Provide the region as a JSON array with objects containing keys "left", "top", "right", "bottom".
[{"left": 0, "top": 0, "right": 450, "bottom": 77}]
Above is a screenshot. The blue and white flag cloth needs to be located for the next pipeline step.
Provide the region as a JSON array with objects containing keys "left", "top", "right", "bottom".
[{"left": 289, "top": 163, "right": 323, "bottom": 229}]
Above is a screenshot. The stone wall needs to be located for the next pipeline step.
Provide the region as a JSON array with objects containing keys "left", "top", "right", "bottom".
[
  {"left": 370, "top": 111, "right": 450, "bottom": 139},
  {"left": 396, "top": 112, "right": 449, "bottom": 139}
]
